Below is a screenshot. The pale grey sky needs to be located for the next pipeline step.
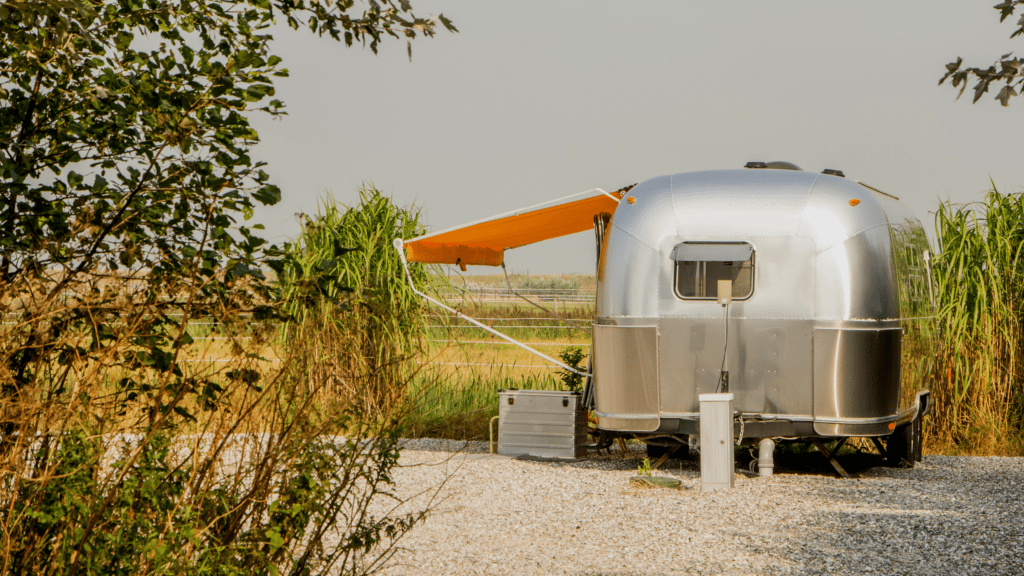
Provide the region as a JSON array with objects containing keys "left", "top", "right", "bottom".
[{"left": 248, "top": 1, "right": 1024, "bottom": 275}]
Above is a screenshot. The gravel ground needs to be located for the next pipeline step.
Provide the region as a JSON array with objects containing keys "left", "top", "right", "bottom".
[{"left": 380, "top": 439, "right": 1024, "bottom": 576}]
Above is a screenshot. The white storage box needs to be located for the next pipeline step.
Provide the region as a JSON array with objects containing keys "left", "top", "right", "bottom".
[{"left": 498, "top": 390, "right": 586, "bottom": 460}]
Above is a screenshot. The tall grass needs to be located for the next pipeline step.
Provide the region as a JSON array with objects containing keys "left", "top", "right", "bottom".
[
  {"left": 404, "top": 369, "right": 559, "bottom": 440},
  {"left": 932, "top": 185, "right": 1024, "bottom": 454},
  {"left": 279, "top": 186, "right": 442, "bottom": 416},
  {"left": 508, "top": 275, "right": 584, "bottom": 291},
  {"left": 405, "top": 301, "right": 590, "bottom": 440}
]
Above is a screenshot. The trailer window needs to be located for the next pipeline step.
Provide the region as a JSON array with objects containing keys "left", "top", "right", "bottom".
[{"left": 671, "top": 242, "right": 754, "bottom": 300}]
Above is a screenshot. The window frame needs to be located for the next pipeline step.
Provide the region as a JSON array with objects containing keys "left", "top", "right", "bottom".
[{"left": 672, "top": 241, "right": 756, "bottom": 301}]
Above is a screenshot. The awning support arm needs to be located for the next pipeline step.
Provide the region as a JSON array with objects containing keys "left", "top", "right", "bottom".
[{"left": 393, "top": 239, "right": 591, "bottom": 377}]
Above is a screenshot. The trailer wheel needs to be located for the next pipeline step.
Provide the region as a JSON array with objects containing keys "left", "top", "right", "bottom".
[
  {"left": 885, "top": 423, "right": 915, "bottom": 468},
  {"left": 912, "top": 411, "right": 925, "bottom": 463}
]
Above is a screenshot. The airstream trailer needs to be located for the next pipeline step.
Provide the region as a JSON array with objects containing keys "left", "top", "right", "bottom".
[{"left": 397, "top": 163, "right": 934, "bottom": 470}]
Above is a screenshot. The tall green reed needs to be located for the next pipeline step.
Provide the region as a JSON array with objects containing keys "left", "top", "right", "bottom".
[
  {"left": 932, "top": 184, "right": 1024, "bottom": 454},
  {"left": 403, "top": 369, "right": 558, "bottom": 440},
  {"left": 278, "top": 185, "right": 442, "bottom": 416}
]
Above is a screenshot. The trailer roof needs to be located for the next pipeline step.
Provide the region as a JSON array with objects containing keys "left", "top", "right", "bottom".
[{"left": 403, "top": 186, "right": 630, "bottom": 266}]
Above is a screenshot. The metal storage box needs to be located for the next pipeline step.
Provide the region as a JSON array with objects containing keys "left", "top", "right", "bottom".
[{"left": 497, "top": 390, "right": 586, "bottom": 460}]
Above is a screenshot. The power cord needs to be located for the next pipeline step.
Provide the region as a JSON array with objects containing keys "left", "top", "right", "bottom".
[
  {"left": 735, "top": 412, "right": 745, "bottom": 446},
  {"left": 715, "top": 300, "right": 730, "bottom": 393}
]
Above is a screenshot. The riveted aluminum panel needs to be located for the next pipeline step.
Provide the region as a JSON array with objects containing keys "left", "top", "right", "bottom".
[
  {"left": 593, "top": 325, "right": 660, "bottom": 432},
  {"left": 668, "top": 170, "right": 818, "bottom": 238},
  {"left": 497, "top": 390, "right": 586, "bottom": 460},
  {"left": 814, "top": 225, "right": 899, "bottom": 322},
  {"left": 597, "top": 224, "right": 664, "bottom": 318},
  {"left": 599, "top": 170, "right": 825, "bottom": 320},
  {"left": 658, "top": 235, "right": 817, "bottom": 321},
  {"left": 797, "top": 175, "right": 891, "bottom": 254},
  {"left": 889, "top": 221, "right": 933, "bottom": 321},
  {"left": 875, "top": 193, "right": 937, "bottom": 415},
  {"left": 612, "top": 176, "right": 679, "bottom": 250},
  {"left": 898, "top": 316, "right": 938, "bottom": 415},
  {"left": 813, "top": 328, "right": 901, "bottom": 433},
  {"left": 658, "top": 318, "right": 814, "bottom": 416}
]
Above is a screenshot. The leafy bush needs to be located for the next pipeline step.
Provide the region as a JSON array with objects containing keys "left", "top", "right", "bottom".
[
  {"left": 557, "top": 346, "right": 588, "bottom": 393},
  {"left": 0, "top": 303, "right": 429, "bottom": 575}
]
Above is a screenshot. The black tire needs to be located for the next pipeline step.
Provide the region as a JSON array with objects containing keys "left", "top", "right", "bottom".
[
  {"left": 885, "top": 423, "right": 915, "bottom": 468},
  {"left": 913, "top": 414, "right": 924, "bottom": 462}
]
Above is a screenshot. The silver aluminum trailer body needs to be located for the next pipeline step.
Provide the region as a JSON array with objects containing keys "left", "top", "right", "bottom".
[{"left": 591, "top": 168, "right": 934, "bottom": 440}]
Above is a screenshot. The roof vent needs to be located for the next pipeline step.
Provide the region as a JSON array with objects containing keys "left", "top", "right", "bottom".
[
  {"left": 746, "top": 161, "right": 803, "bottom": 171},
  {"left": 822, "top": 168, "right": 845, "bottom": 178},
  {"left": 765, "top": 161, "right": 802, "bottom": 171}
]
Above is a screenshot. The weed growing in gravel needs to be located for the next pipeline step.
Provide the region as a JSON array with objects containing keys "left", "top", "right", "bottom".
[{"left": 637, "top": 458, "right": 653, "bottom": 477}]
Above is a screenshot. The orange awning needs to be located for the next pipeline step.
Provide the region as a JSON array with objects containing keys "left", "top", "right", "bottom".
[{"left": 404, "top": 186, "right": 631, "bottom": 266}]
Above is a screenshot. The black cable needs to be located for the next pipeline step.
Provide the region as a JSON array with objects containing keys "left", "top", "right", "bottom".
[{"left": 716, "top": 301, "right": 730, "bottom": 393}]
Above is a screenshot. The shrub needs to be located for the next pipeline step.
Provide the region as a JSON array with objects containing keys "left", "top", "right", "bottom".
[
  {"left": 0, "top": 192, "right": 434, "bottom": 574},
  {"left": 557, "top": 346, "right": 588, "bottom": 393}
]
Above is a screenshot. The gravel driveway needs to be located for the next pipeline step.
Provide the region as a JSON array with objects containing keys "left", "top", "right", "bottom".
[{"left": 382, "top": 440, "right": 1024, "bottom": 576}]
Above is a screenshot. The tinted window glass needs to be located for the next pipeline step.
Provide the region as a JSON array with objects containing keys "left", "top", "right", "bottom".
[{"left": 673, "top": 242, "right": 754, "bottom": 300}]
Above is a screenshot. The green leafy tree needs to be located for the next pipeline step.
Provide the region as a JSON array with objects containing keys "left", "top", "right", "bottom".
[
  {"left": 0, "top": 0, "right": 455, "bottom": 439},
  {"left": 0, "top": 1, "right": 455, "bottom": 573},
  {"left": 940, "top": 1, "right": 1024, "bottom": 106}
]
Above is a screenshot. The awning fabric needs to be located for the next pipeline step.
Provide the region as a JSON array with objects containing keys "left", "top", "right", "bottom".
[{"left": 404, "top": 188, "right": 629, "bottom": 266}]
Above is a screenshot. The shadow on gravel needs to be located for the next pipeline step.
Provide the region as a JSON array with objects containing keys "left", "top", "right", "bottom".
[
  {"left": 546, "top": 445, "right": 890, "bottom": 478},
  {"left": 735, "top": 447, "right": 888, "bottom": 477}
]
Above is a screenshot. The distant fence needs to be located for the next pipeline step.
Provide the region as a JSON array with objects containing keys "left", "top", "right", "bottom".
[
  {"left": 3, "top": 292, "right": 589, "bottom": 371},
  {"left": 437, "top": 287, "right": 595, "bottom": 304}
]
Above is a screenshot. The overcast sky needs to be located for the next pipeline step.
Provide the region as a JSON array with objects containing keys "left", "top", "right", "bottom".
[{"left": 247, "top": 1, "right": 1024, "bottom": 275}]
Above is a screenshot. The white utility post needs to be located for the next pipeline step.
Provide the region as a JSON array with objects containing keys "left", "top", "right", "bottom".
[{"left": 699, "top": 393, "right": 735, "bottom": 491}]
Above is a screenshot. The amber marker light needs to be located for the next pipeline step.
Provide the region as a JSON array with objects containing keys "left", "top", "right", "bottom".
[
  {"left": 849, "top": 199, "right": 861, "bottom": 206},
  {"left": 627, "top": 196, "right": 636, "bottom": 204},
  {"left": 888, "top": 422, "right": 896, "bottom": 430}
]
